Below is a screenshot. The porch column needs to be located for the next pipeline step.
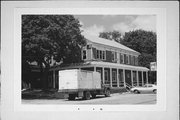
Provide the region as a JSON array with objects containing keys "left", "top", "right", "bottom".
[
  {"left": 131, "top": 70, "right": 133, "bottom": 87},
  {"left": 136, "top": 71, "right": 139, "bottom": 86},
  {"left": 146, "top": 71, "right": 148, "bottom": 84},
  {"left": 142, "top": 71, "right": 144, "bottom": 85},
  {"left": 117, "top": 69, "right": 119, "bottom": 87},
  {"left": 110, "top": 68, "right": 112, "bottom": 87},
  {"left": 102, "top": 67, "right": 105, "bottom": 84},
  {"left": 123, "top": 69, "right": 126, "bottom": 87},
  {"left": 94, "top": 66, "right": 96, "bottom": 72},
  {"left": 53, "top": 70, "right": 56, "bottom": 88}
]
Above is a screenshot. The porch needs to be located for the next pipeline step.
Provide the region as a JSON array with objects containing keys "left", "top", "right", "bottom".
[{"left": 48, "top": 61, "right": 149, "bottom": 89}]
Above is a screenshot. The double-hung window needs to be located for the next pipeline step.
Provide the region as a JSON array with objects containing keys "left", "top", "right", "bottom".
[
  {"left": 127, "top": 55, "right": 129, "bottom": 64},
  {"left": 82, "top": 50, "right": 87, "bottom": 60},
  {"left": 102, "top": 51, "right": 106, "bottom": 60},
  {"left": 96, "top": 50, "right": 100, "bottom": 59},
  {"left": 99, "top": 50, "right": 102, "bottom": 59},
  {"left": 112, "top": 51, "right": 115, "bottom": 61},
  {"left": 124, "top": 54, "right": 126, "bottom": 64},
  {"left": 96, "top": 49, "right": 106, "bottom": 60},
  {"left": 120, "top": 53, "right": 124, "bottom": 64}
]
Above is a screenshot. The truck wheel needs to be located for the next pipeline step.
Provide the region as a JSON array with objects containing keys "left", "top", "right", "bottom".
[
  {"left": 68, "top": 94, "right": 76, "bottom": 100},
  {"left": 91, "top": 94, "right": 96, "bottom": 98},
  {"left": 83, "top": 91, "right": 91, "bottom": 100},
  {"left": 105, "top": 89, "right": 110, "bottom": 97}
]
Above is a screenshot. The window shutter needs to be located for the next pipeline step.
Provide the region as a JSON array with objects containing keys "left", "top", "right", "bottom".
[
  {"left": 106, "top": 50, "right": 112, "bottom": 62},
  {"left": 124, "top": 54, "right": 127, "bottom": 64},
  {"left": 119, "top": 53, "right": 121, "bottom": 63},
  {"left": 92, "top": 47, "right": 97, "bottom": 59},
  {"left": 135, "top": 56, "right": 138, "bottom": 65},
  {"left": 129, "top": 55, "right": 131, "bottom": 65},
  {"left": 115, "top": 52, "right": 117, "bottom": 62}
]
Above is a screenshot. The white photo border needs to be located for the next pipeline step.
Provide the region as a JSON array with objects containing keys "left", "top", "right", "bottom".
[{"left": 14, "top": 7, "right": 166, "bottom": 112}]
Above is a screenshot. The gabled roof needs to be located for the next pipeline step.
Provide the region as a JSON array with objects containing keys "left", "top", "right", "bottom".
[{"left": 83, "top": 33, "right": 140, "bottom": 55}]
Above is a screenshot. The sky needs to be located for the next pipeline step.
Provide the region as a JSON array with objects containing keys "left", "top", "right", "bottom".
[{"left": 74, "top": 15, "right": 156, "bottom": 36}]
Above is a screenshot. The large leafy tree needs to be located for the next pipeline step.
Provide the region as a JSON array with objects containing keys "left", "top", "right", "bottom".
[
  {"left": 22, "top": 15, "right": 86, "bottom": 88},
  {"left": 122, "top": 29, "right": 156, "bottom": 68},
  {"left": 99, "top": 29, "right": 156, "bottom": 68},
  {"left": 99, "top": 30, "right": 123, "bottom": 43}
]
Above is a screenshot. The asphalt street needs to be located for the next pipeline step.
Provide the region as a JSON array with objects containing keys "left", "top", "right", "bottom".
[{"left": 22, "top": 93, "right": 156, "bottom": 104}]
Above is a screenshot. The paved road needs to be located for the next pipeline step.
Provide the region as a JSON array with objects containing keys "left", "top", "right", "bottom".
[{"left": 22, "top": 93, "right": 156, "bottom": 104}]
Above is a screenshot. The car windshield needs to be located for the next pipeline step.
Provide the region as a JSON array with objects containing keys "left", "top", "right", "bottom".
[{"left": 144, "top": 84, "right": 153, "bottom": 87}]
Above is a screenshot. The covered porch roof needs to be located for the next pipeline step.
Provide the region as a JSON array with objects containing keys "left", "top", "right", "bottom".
[{"left": 50, "top": 61, "right": 149, "bottom": 71}]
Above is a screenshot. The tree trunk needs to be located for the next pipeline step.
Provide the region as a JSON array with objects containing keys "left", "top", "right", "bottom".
[
  {"left": 39, "top": 63, "right": 44, "bottom": 89},
  {"left": 42, "top": 61, "right": 50, "bottom": 90}
]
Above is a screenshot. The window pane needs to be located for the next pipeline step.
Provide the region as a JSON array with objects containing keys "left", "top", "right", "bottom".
[
  {"left": 135, "top": 56, "right": 138, "bottom": 65},
  {"left": 83, "top": 50, "right": 86, "bottom": 59},
  {"left": 97, "top": 50, "right": 99, "bottom": 59},
  {"left": 100, "top": 50, "right": 102, "bottom": 59},
  {"left": 133, "top": 56, "right": 136, "bottom": 65},
  {"left": 120, "top": 53, "right": 124, "bottom": 64},
  {"left": 129, "top": 55, "right": 131, "bottom": 64},
  {"left": 115, "top": 52, "right": 117, "bottom": 61},
  {"left": 102, "top": 51, "right": 105, "bottom": 60},
  {"left": 112, "top": 52, "right": 115, "bottom": 61},
  {"left": 126, "top": 55, "right": 129, "bottom": 64},
  {"left": 124, "top": 54, "right": 126, "bottom": 64},
  {"left": 131, "top": 56, "right": 134, "bottom": 65}
]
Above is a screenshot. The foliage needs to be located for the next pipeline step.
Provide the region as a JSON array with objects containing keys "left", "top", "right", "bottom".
[
  {"left": 22, "top": 15, "right": 86, "bottom": 66},
  {"left": 99, "top": 30, "right": 123, "bottom": 43},
  {"left": 122, "top": 30, "right": 156, "bottom": 68},
  {"left": 22, "top": 15, "right": 86, "bottom": 88},
  {"left": 99, "top": 29, "right": 156, "bottom": 68}
]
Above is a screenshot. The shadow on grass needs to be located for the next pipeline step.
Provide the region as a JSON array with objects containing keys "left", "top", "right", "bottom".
[{"left": 22, "top": 89, "right": 64, "bottom": 100}]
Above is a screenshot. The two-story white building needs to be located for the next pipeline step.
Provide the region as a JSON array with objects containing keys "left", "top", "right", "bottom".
[{"left": 48, "top": 34, "right": 149, "bottom": 91}]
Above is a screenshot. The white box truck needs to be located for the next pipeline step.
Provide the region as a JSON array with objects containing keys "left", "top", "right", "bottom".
[{"left": 59, "top": 69, "right": 111, "bottom": 100}]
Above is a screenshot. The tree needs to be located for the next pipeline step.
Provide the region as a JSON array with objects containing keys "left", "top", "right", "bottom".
[
  {"left": 121, "top": 29, "right": 156, "bottom": 68},
  {"left": 99, "top": 29, "right": 156, "bottom": 68},
  {"left": 22, "top": 15, "right": 86, "bottom": 88},
  {"left": 99, "top": 30, "right": 123, "bottom": 43}
]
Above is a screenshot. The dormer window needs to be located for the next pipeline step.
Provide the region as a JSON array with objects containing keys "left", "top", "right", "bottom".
[{"left": 87, "top": 44, "right": 92, "bottom": 49}]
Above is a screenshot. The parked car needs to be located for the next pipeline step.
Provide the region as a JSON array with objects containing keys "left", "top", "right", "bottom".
[{"left": 130, "top": 84, "right": 157, "bottom": 94}]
